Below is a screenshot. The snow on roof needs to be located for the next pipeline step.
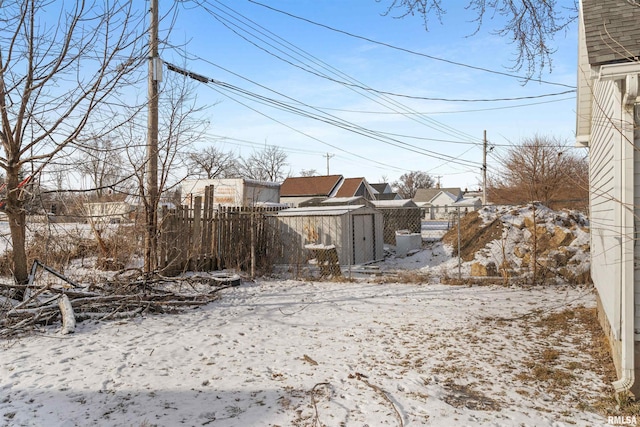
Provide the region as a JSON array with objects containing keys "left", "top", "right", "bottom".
[{"left": 371, "top": 199, "right": 417, "bottom": 208}]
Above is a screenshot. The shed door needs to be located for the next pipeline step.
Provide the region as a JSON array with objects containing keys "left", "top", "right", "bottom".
[{"left": 352, "top": 214, "right": 374, "bottom": 264}]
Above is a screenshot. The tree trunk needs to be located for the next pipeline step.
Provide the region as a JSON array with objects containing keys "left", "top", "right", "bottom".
[{"left": 5, "top": 166, "right": 29, "bottom": 288}]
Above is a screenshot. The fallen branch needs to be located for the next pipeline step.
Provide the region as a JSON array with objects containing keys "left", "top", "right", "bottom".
[
  {"left": 310, "top": 382, "right": 331, "bottom": 427},
  {"left": 58, "top": 294, "right": 76, "bottom": 335},
  {"left": 1, "top": 268, "right": 232, "bottom": 338},
  {"left": 354, "top": 372, "right": 404, "bottom": 427}
]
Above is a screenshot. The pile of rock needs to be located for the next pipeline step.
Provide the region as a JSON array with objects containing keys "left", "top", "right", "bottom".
[{"left": 469, "top": 207, "right": 591, "bottom": 284}]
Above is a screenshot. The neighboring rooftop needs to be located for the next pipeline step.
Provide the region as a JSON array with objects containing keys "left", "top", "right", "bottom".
[
  {"left": 334, "top": 177, "right": 372, "bottom": 198},
  {"left": 280, "top": 175, "right": 343, "bottom": 197},
  {"left": 413, "top": 187, "right": 462, "bottom": 203}
]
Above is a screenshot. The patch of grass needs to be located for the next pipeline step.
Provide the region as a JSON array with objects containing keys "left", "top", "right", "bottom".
[
  {"left": 375, "top": 270, "right": 430, "bottom": 284},
  {"left": 540, "top": 348, "right": 560, "bottom": 363}
]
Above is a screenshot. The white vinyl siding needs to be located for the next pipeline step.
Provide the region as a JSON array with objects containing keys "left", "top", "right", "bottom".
[{"left": 589, "top": 78, "right": 623, "bottom": 339}]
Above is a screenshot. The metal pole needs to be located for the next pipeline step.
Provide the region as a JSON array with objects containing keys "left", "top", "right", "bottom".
[{"left": 145, "top": 0, "right": 159, "bottom": 273}]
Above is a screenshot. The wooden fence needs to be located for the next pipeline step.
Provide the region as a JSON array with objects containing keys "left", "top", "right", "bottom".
[{"left": 158, "top": 186, "right": 283, "bottom": 275}]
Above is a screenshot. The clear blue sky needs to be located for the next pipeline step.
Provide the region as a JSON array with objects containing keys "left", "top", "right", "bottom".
[{"left": 164, "top": 0, "right": 579, "bottom": 189}]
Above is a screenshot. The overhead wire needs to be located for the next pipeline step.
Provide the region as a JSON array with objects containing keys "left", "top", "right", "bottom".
[
  {"left": 170, "top": 0, "right": 511, "bottom": 180},
  {"left": 247, "top": 0, "right": 576, "bottom": 90},
  {"left": 298, "top": 96, "right": 576, "bottom": 116},
  {"left": 166, "top": 61, "right": 482, "bottom": 168},
  {"left": 193, "top": 0, "right": 484, "bottom": 145},
  {"left": 204, "top": 1, "right": 574, "bottom": 102}
]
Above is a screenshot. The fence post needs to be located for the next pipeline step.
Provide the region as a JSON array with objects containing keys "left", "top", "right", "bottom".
[{"left": 193, "top": 196, "right": 202, "bottom": 271}]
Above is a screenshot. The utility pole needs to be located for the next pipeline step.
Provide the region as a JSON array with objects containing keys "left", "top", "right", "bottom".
[
  {"left": 145, "top": 0, "right": 160, "bottom": 273},
  {"left": 482, "top": 130, "right": 487, "bottom": 205},
  {"left": 325, "top": 153, "right": 334, "bottom": 175}
]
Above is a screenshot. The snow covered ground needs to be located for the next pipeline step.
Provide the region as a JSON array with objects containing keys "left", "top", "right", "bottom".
[
  {"left": 1, "top": 276, "right": 610, "bottom": 426},
  {"left": 0, "top": 207, "right": 616, "bottom": 426}
]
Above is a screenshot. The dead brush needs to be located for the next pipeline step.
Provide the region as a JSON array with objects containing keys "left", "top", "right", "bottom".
[
  {"left": 93, "top": 223, "right": 143, "bottom": 270},
  {"left": 375, "top": 270, "right": 430, "bottom": 284},
  {"left": 0, "top": 227, "right": 99, "bottom": 275}
]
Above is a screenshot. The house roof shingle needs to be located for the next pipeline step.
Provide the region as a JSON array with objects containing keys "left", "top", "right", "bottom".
[
  {"left": 370, "top": 183, "right": 389, "bottom": 193},
  {"left": 335, "top": 177, "right": 365, "bottom": 198},
  {"left": 413, "top": 187, "right": 462, "bottom": 203},
  {"left": 280, "top": 175, "right": 343, "bottom": 197},
  {"left": 582, "top": 0, "right": 640, "bottom": 65}
]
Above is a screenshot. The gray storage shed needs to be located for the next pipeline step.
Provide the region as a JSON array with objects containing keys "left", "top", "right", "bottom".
[{"left": 276, "top": 205, "right": 384, "bottom": 265}]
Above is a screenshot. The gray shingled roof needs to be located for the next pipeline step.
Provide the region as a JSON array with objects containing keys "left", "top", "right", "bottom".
[{"left": 583, "top": 0, "right": 640, "bottom": 65}]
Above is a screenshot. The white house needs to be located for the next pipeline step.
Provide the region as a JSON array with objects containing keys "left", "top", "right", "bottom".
[
  {"left": 181, "top": 178, "right": 281, "bottom": 208},
  {"left": 577, "top": 0, "right": 640, "bottom": 396},
  {"left": 414, "top": 187, "right": 482, "bottom": 220},
  {"left": 82, "top": 201, "right": 134, "bottom": 223}
]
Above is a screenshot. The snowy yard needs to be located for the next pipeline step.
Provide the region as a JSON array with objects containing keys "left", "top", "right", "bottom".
[
  {"left": 1, "top": 277, "right": 611, "bottom": 426},
  {"left": 0, "top": 206, "right": 618, "bottom": 426}
]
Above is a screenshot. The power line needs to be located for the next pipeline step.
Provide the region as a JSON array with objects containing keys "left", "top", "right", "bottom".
[
  {"left": 201, "top": 0, "right": 574, "bottom": 102},
  {"left": 246, "top": 0, "right": 576, "bottom": 89},
  {"left": 190, "top": 0, "right": 483, "bottom": 144},
  {"left": 167, "top": 62, "right": 482, "bottom": 168},
  {"left": 300, "top": 96, "right": 576, "bottom": 116}
]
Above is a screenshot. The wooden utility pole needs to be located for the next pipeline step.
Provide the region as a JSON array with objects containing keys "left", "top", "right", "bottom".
[
  {"left": 482, "top": 130, "right": 487, "bottom": 205},
  {"left": 145, "top": 0, "right": 160, "bottom": 273},
  {"left": 325, "top": 153, "right": 334, "bottom": 175}
]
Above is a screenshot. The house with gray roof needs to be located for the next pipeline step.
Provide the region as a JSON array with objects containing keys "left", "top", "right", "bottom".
[{"left": 413, "top": 187, "right": 481, "bottom": 219}]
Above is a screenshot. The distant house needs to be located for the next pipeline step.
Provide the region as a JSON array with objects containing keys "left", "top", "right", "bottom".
[
  {"left": 413, "top": 187, "right": 480, "bottom": 219},
  {"left": 370, "top": 183, "right": 401, "bottom": 201},
  {"left": 280, "top": 175, "right": 376, "bottom": 207},
  {"left": 577, "top": 0, "right": 640, "bottom": 396},
  {"left": 181, "top": 178, "right": 281, "bottom": 208},
  {"left": 83, "top": 200, "right": 134, "bottom": 224},
  {"left": 280, "top": 175, "right": 343, "bottom": 207}
]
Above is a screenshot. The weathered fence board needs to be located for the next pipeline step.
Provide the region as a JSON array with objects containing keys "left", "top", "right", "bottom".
[{"left": 158, "top": 187, "right": 283, "bottom": 275}]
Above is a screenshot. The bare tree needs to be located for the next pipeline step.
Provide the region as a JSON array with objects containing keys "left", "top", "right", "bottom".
[
  {"left": 378, "top": 0, "right": 577, "bottom": 78},
  {"left": 0, "top": 1, "right": 146, "bottom": 287},
  {"left": 239, "top": 145, "right": 289, "bottom": 182},
  {"left": 76, "top": 137, "right": 125, "bottom": 199},
  {"left": 488, "top": 135, "right": 588, "bottom": 209},
  {"left": 393, "top": 170, "right": 434, "bottom": 199},
  {"left": 187, "top": 145, "right": 239, "bottom": 179},
  {"left": 299, "top": 169, "right": 318, "bottom": 177},
  {"left": 122, "top": 70, "right": 209, "bottom": 264}
]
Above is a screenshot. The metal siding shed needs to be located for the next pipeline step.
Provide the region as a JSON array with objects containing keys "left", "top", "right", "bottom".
[{"left": 276, "top": 205, "right": 384, "bottom": 265}]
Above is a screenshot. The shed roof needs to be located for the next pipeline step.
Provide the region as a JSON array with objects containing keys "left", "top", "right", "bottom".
[
  {"left": 277, "top": 205, "right": 377, "bottom": 217},
  {"left": 280, "top": 175, "right": 343, "bottom": 197},
  {"left": 371, "top": 199, "right": 417, "bottom": 208},
  {"left": 321, "top": 196, "right": 373, "bottom": 207},
  {"left": 582, "top": 0, "right": 640, "bottom": 65}
]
